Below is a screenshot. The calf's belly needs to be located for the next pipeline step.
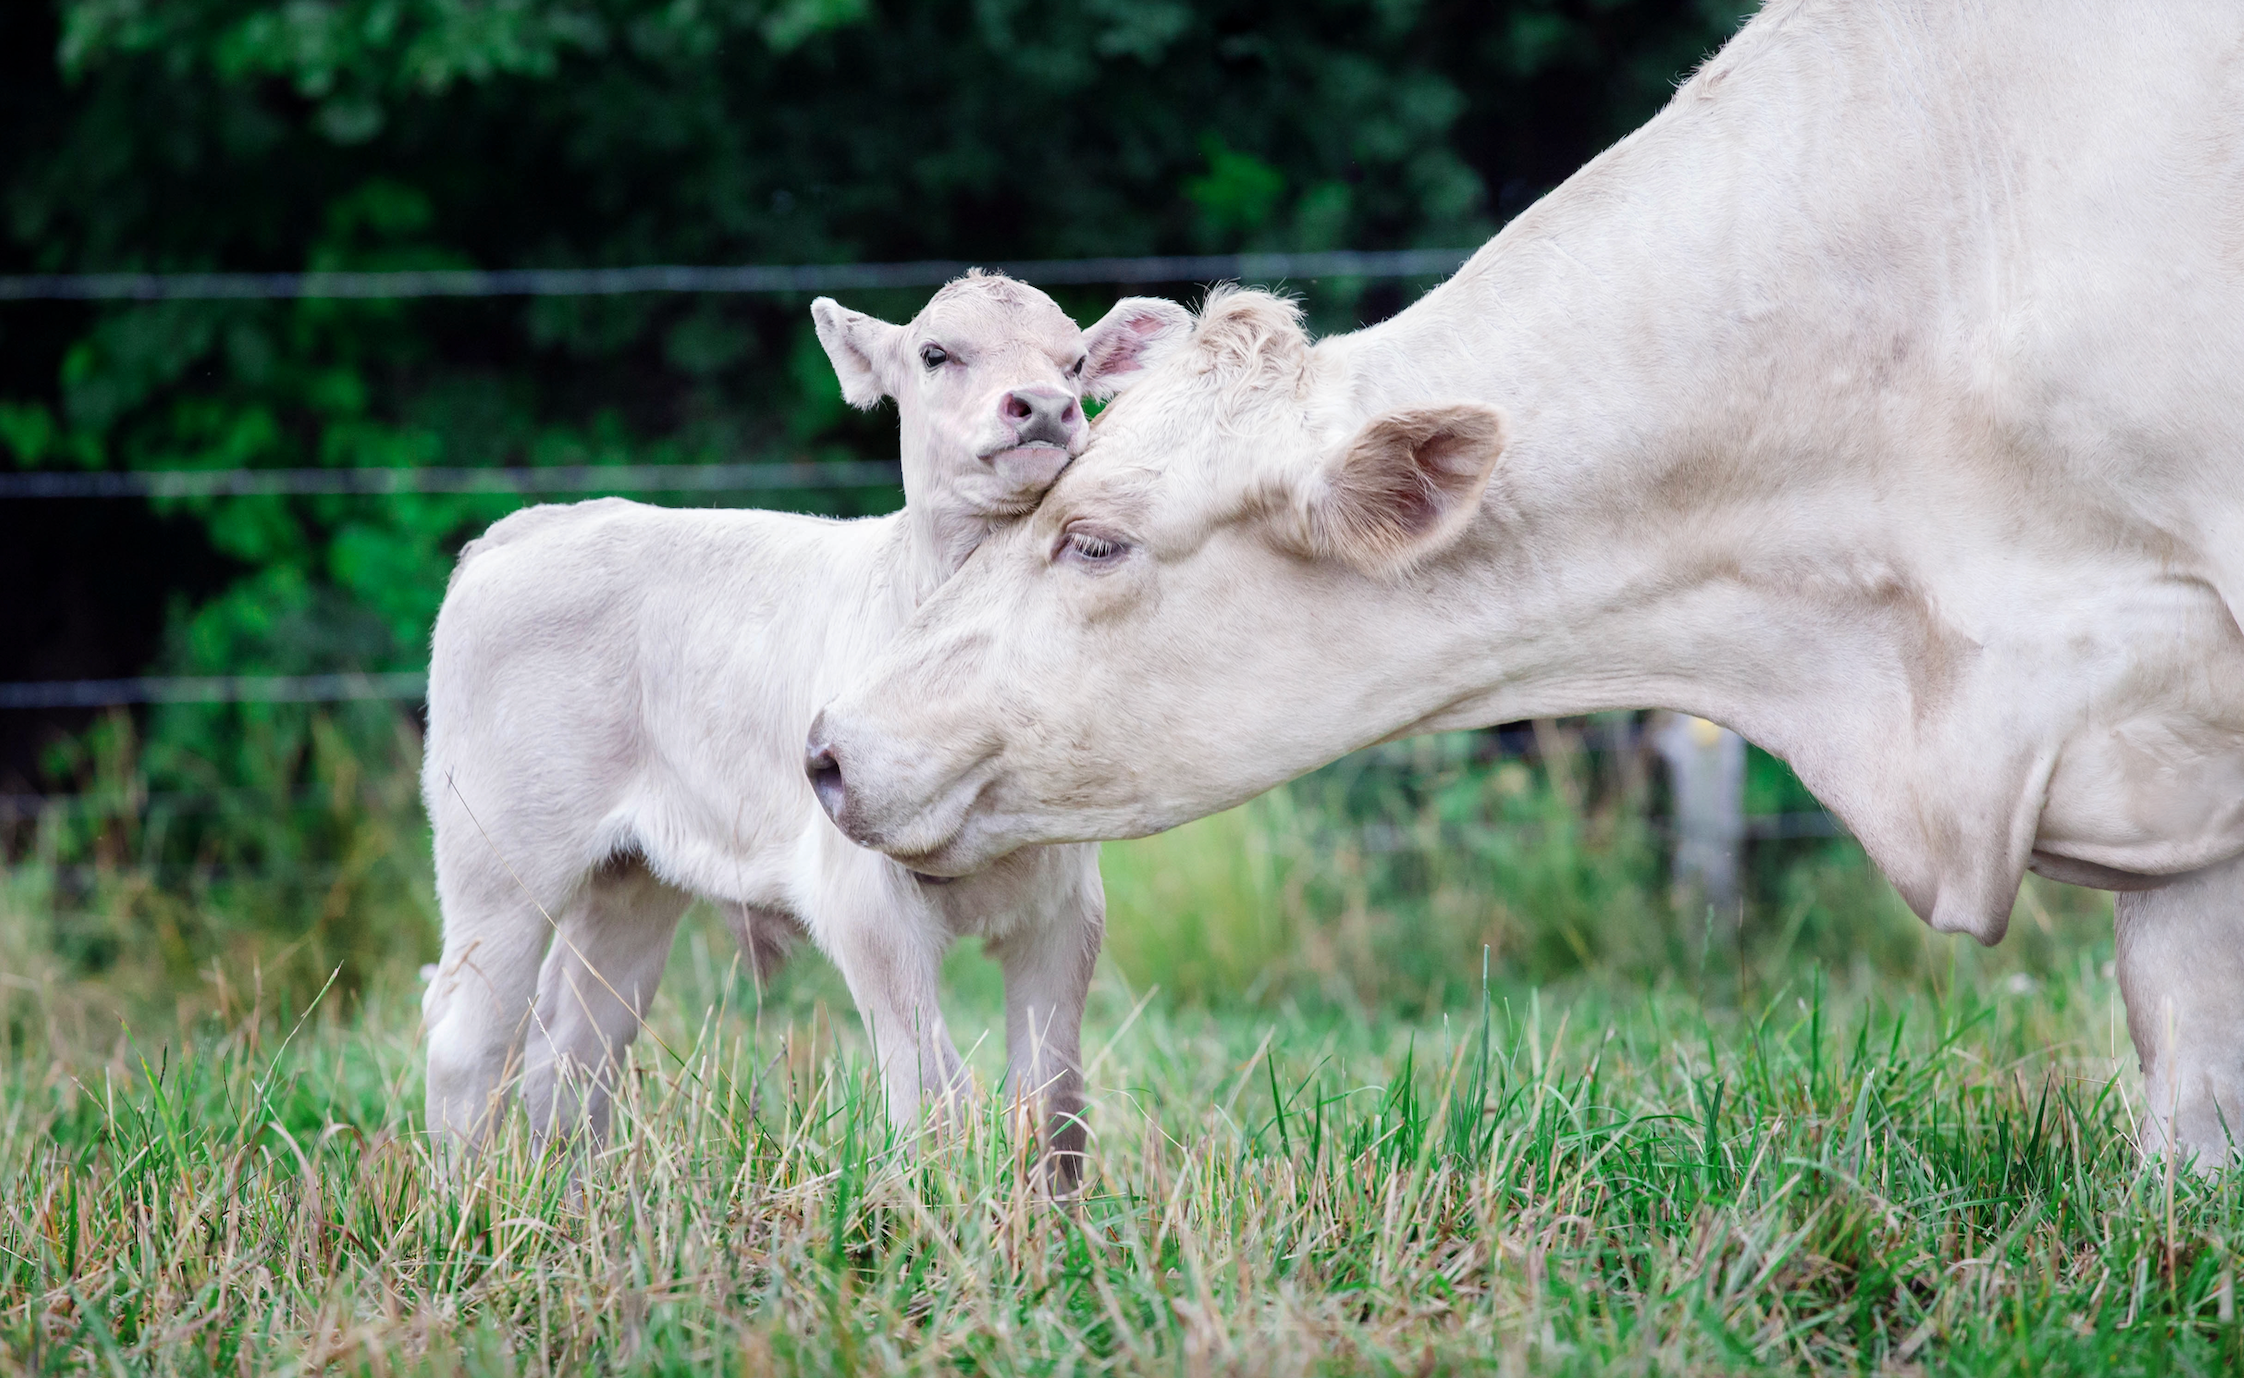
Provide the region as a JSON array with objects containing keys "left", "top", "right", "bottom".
[{"left": 616, "top": 793, "right": 804, "bottom": 913}]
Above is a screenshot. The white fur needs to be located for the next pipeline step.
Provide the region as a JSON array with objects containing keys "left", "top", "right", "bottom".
[
  {"left": 421, "top": 278, "right": 1172, "bottom": 1182},
  {"left": 815, "top": 1, "right": 2244, "bottom": 1164}
]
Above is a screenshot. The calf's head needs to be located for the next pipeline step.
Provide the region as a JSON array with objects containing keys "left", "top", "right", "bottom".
[
  {"left": 806, "top": 288, "right": 1508, "bottom": 872},
  {"left": 812, "top": 273, "right": 1190, "bottom": 564}
]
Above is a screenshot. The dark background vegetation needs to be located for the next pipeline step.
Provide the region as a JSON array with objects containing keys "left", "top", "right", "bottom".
[
  {"left": 7, "top": 0, "right": 2072, "bottom": 1011},
  {"left": 1, "top": 0, "right": 1751, "bottom": 753}
]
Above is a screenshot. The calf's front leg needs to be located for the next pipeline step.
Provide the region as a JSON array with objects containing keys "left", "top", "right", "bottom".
[
  {"left": 991, "top": 865, "right": 1103, "bottom": 1193},
  {"left": 2115, "top": 850, "right": 2244, "bottom": 1167},
  {"left": 811, "top": 851, "right": 968, "bottom": 1134}
]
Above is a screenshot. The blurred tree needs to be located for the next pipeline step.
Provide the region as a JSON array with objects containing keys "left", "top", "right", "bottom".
[{"left": 0, "top": 0, "right": 1753, "bottom": 783}]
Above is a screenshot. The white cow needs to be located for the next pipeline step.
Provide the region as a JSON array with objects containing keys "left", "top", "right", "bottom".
[
  {"left": 809, "top": 0, "right": 2244, "bottom": 1164},
  {"left": 420, "top": 273, "right": 1181, "bottom": 1183}
]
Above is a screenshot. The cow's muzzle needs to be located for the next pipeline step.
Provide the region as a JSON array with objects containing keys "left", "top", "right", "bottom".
[
  {"left": 803, "top": 706, "right": 998, "bottom": 874},
  {"left": 804, "top": 716, "right": 855, "bottom": 836}
]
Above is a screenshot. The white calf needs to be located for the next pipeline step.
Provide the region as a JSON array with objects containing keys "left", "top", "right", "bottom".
[{"left": 420, "top": 273, "right": 1180, "bottom": 1183}]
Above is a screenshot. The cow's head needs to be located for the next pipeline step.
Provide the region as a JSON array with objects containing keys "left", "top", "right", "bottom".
[
  {"left": 812, "top": 274, "right": 1190, "bottom": 565},
  {"left": 806, "top": 288, "right": 1508, "bottom": 873}
]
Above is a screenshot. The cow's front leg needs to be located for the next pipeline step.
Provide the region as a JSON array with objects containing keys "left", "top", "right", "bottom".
[
  {"left": 990, "top": 856, "right": 1103, "bottom": 1193},
  {"left": 810, "top": 851, "right": 967, "bottom": 1135},
  {"left": 2115, "top": 850, "right": 2244, "bottom": 1168}
]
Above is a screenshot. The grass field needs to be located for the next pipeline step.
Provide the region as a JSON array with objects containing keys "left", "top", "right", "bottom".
[
  {"left": 3, "top": 738, "right": 2241, "bottom": 1375},
  {"left": 4, "top": 884, "right": 2241, "bottom": 1372}
]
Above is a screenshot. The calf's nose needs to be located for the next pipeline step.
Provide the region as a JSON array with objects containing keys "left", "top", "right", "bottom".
[
  {"left": 999, "top": 388, "right": 1079, "bottom": 449},
  {"left": 804, "top": 723, "right": 849, "bottom": 828}
]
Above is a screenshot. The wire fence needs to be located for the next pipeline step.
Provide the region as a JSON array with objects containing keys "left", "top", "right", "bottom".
[
  {"left": 0, "top": 459, "right": 901, "bottom": 500},
  {"left": 0, "top": 790, "right": 1842, "bottom": 853},
  {"left": 0, "top": 249, "right": 1477, "bottom": 303},
  {"left": 0, "top": 247, "right": 1862, "bottom": 918},
  {"left": 2, "top": 814, "right": 1846, "bottom": 886},
  {"left": 0, "top": 680, "right": 1843, "bottom": 858},
  {"left": 0, "top": 712, "right": 1848, "bottom": 843},
  {"left": 0, "top": 673, "right": 427, "bottom": 711},
  {"left": 0, "top": 249, "right": 1478, "bottom": 700},
  {"left": 0, "top": 458, "right": 896, "bottom": 705}
]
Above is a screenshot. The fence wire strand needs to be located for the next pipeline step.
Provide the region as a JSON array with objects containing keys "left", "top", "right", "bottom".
[
  {"left": 0, "top": 459, "right": 901, "bottom": 500},
  {"left": 0, "top": 249, "right": 1476, "bottom": 302},
  {"left": 0, "top": 249, "right": 1480, "bottom": 709}
]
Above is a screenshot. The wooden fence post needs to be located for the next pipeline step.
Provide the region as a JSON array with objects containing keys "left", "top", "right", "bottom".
[{"left": 1650, "top": 711, "right": 1746, "bottom": 918}]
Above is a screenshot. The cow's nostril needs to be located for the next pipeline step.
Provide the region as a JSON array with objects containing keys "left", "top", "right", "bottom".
[
  {"left": 1001, "top": 392, "right": 1033, "bottom": 421},
  {"left": 806, "top": 744, "right": 847, "bottom": 822}
]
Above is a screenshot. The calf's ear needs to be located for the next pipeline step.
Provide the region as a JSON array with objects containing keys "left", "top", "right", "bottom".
[
  {"left": 1299, "top": 403, "right": 1509, "bottom": 572},
  {"left": 811, "top": 298, "right": 903, "bottom": 408},
  {"left": 1081, "top": 297, "right": 1193, "bottom": 400}
]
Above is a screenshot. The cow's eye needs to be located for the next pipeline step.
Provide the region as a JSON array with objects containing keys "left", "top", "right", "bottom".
[
  {"left": 1057, "top": 525, "right": 1129, "bottom": 567},
  {"left": 1070, "top": 355, "right": 1087, "bottom": 377},
  {"left": 920, "top": 344, "right": 949, "bottom": 369}
]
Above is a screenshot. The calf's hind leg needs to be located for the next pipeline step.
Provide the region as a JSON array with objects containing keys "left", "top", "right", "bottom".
[
  {"left": 424, "top": 836, "right": 559, "bottom": 1155},
  {"left": 2115, "top": 850, "right": 2244, "bottom": 1166},
  {"left": 718, "top": 900, "right": 803, "bottom": 992},
  {"left": 521, "top": 856, "right": 692, "bottom": 1147}
]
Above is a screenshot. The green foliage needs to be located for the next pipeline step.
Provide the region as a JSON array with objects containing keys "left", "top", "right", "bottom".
[
  {"left": 1, "top": 709, "right": 2113, "bottom": 1018},
  {"left": 1184, "top": 136, "right": 1290, "bottom": 243},
  {"left": 8, "top": 0, "right": 1751, "bottom": 693},
  {"left": 1105, "top": 726, "right": 1670, "bottom": 1011},
  {"left": 1, "top": 0, "right": 1759, "bottom": 967},
  {"left": 1100, "top": 727, "right": 2114, "bottom": 1016},
  {"left": 3, "top": 706, "right": 434, "bottom": 1001}
]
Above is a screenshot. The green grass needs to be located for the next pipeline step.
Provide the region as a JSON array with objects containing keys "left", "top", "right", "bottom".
[
  {"left": 2, "top": 727, "right": 2238, "bottom": 1373},
  {"left": 4, "top": 884, "right": 2241, "bottom": 1374}
]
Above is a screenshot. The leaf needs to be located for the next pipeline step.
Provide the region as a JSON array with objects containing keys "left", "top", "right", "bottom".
[{"left": 1183, "top": 136, "right": 1287, "bottom": 241}]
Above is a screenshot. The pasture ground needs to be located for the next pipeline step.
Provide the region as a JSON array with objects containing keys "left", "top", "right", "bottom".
[{"left": 3, "top": 846, "right": 2241, "bottom": 1377}]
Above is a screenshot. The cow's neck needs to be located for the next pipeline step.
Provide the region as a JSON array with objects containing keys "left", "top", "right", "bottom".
[{"left": 1316, "top": 31, "right": 2046, "bottom": 944}]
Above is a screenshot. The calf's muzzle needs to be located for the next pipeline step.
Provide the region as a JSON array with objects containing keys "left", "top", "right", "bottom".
[{"left": 999, "top": 387, "right": 1079, "bottom": 451}]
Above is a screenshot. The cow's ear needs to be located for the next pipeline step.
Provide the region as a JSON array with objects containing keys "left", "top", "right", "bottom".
[
  {"left": 1080, "top": 296, "right": 1193, "bottom": 400},
  {"left": 1298, "top": 403, "right": 1508, "bottom": 572},
  {"left": 811, "top": 298, "right": 904, "bottom": 408}
]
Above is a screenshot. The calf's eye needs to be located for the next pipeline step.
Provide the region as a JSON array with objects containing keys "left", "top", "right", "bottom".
[
  {"left": 1070, "top": 355, "right": 1087, "bottom": 377},
  {"left": 920, "top": 344, "right": 949, "bottom": 369}
]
